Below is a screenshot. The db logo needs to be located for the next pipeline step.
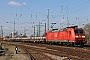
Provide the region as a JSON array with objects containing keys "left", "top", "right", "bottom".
[{"left": 55, "top": 34, "right": 58, "bottom": 37}]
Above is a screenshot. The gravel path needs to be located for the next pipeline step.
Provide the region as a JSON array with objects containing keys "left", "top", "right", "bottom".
[{"left": 0, "top": 43, "right": 30, "bottom": 60}]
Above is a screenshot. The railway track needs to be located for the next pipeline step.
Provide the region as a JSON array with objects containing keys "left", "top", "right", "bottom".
[
  {"left": 1, "top": 41, "right": 90, "bottom": 60},
  {"left": 2, "top": 41, "right": 55, "bottom": 60},
  {"left": 20, "top": 45, "right": 55, "bottom": 60},
  {"left": 29, "top": 43, "right": 90, "bottom": 60},
  {"left": 25, "top": 49, "right": 36, "bottom": 60}
]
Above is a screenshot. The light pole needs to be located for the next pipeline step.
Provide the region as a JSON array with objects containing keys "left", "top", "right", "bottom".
[
  {"left": 7, "top": 21, "right": 16, "bottom": 38},
  {"left": 33, "top": 26, "right": 35, "bottom": 37},
  {"left": 34, "top": 22, "right": 41, "bottom": 37},
  {"left": 47, "top": 8, "right": 50, "bottom": 31},
  {"left": 44, "top": 23, "right": 46, "bottom": 36},
  {"left": 14, "top": 21, "right": 15, "bottom": 34},
  {"left": 32, "top": 25, "right": 36, "bottom": 37},
  {"left": 1, "top": 26, "right": 3, "bottom": 40}
]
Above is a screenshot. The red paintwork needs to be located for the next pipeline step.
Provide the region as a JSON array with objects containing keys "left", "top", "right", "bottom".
[{"left": 46, "top": 26, "right": 86, "bottom": 43}]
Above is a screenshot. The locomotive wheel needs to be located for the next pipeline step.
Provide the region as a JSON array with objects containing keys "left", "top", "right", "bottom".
[
  {"left": 80, "top": 43, "right": 84, "bottom": 47},
  {"left": 80, "top": 41, "right": 84, "bottom": 47},
  {"left": 71, "top": 42, "right": 74, "bottom": 47},
  {"left": 60, "top": 42, "right": 64, "bottom": 46},
  {"left": 66, "top": 42, "right": 70, "bottom": 46}
]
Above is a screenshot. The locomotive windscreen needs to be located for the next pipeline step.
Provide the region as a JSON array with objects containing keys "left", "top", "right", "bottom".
[{"left": 74, "top": 30, "right": 84, "bottom": 34}]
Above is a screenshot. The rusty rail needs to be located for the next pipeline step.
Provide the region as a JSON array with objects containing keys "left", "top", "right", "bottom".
[{"left": 25, "top": 49, "right": 36, "bottom": 60}]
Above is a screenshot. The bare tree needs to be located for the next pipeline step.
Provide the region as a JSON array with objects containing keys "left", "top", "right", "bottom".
[{"left": 83, "top": 23, "right": 90, "bottom": 41}]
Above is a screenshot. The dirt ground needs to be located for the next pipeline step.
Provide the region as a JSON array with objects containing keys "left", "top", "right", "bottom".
[
  {"left": 86, "top": 40, "right": 90, "bottom": 45},
  {"left": 0, "top": 44, "right": 30, "bottom": 60}
]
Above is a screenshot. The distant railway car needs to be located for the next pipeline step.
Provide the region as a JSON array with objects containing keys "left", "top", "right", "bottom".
[{"left": 46, "top": 26, "right": 86, "bottom": 46}]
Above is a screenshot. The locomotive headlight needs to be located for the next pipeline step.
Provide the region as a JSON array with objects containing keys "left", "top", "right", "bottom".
[
  {"left": 75, "top": 36, "right": 78, "bottom": 38},
  {"left": 82, "top": 36, "right": 85, "bottom": 38}
]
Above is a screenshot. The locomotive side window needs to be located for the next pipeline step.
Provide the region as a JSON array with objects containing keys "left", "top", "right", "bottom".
[
  {"left": 74, "top": 30, "right": 84, "bottom": 34},
  {"left": 74, "top": 30, "right": 78, "bottom": 34},
  {"left": 79, "top": 30, "right": 84, "bottom": 34}
]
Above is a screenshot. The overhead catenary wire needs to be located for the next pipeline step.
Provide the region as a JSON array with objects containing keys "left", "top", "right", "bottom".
[
  {"left": 66, "top": 0, "right": 90, "bottom": 16},
  {"left": 0, "top": 0, "right": 90, "bottom": 20},
  {"left": 59, "top": 0, "right": 90, "bottom": 20},
  {"left": 17, "top": 0, "right": 47, "bottom": 16}
]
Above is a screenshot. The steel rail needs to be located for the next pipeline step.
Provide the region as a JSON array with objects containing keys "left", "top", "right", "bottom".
[{"left": 25, "top": 49, "right": 36, "bottom": 60}]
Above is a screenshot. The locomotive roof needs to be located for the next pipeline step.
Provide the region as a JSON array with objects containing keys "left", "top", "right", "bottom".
[
  {"left": 66, "top": 26, "right": 78, "bottom": 28},
  {"left": 49, "top": 26, "right": 83, "bottom": 32}
]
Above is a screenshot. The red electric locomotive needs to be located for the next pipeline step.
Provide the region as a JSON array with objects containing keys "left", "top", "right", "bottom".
[{"left": 46, "top": 26, "right": 86, "bottom": 46}]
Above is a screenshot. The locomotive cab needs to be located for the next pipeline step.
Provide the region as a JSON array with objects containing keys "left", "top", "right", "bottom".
[
  {"left": 66, "top": 26, "right": 86, "bottom": 46},
  {"left": 74, "top": 28, "right": 86, "bottom": 45}
]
